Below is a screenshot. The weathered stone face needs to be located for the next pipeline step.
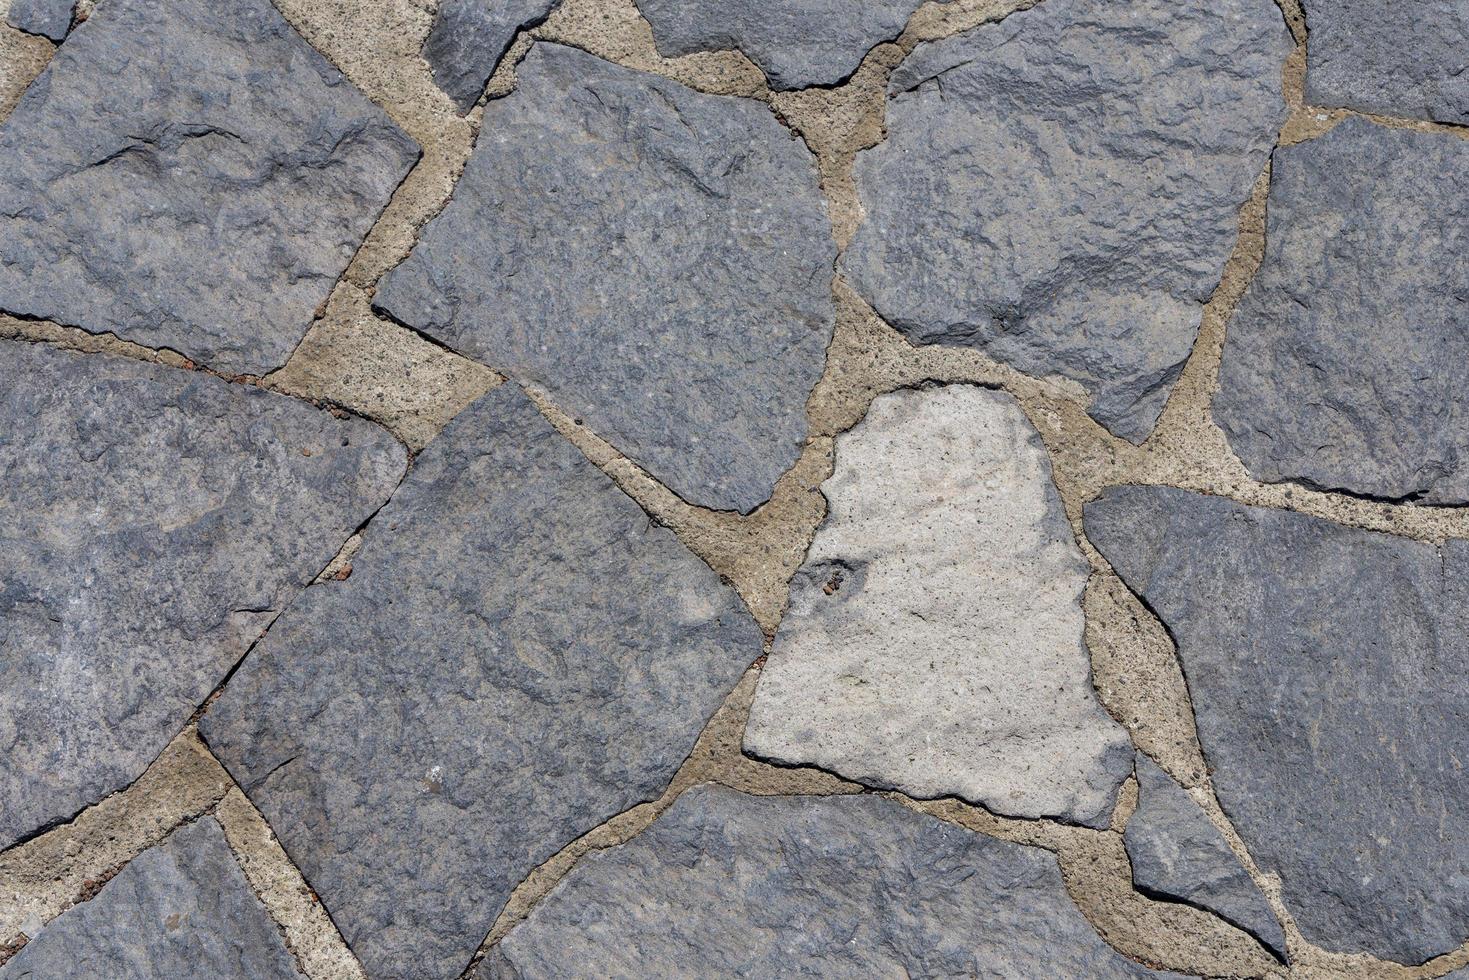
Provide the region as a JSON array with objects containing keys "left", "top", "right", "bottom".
[
  {"left": 422, "top": 0, "right": 560, "bottom": 111},
  {"left": 200, "top": 383, "right": 761, "bottom": 980},
  {"left": 745, "top": 385, "right": 1132, "bottom": 826},
  {"left": 1216, "top": 119, "right": 1469, "bottom": 504},
  {"left": 5, "top": 0, "right": 73, "bottom": 41},
  {"left": 374, "top": 42, "right": 834, "bottom": 515},
  {"left": 1086, "top": 486, "right": 1469, "bottom": 965},
  {"left": 0, "top": 0, "right": 420, "bottom": 376},
  {"left": 841, "top": 0, "right": 1290, "bottom": 442},
  {"left": 0, "top": 341, "right": 405, "bottom": 852},
  {"left": 483, "top": 785, "right": 1179, "bottom": 978},
  {"left": 0, "top": 818, "right": 300, "bottom": 979}
]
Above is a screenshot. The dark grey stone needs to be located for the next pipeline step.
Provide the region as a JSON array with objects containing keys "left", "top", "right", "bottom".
[
  {"left": 5, "top": 0, "right": 73, "bottom": 41},
  {"left": 0, "top": 818, "right": 300, "bottom": 979},
  {"left": 422, "top": 0, "right": 560, "bottom": 112},
  {"left": 841, "top": 0, "right": 1290, "bottom": 443},
  {"left": 1125, "top": 754, "right": 1286, "bottom": 960},
  {"left": 0, "top": 341, "right": 405, "bottom": 852},
  {"left": 1303, "top": 0, "right": 1469, "bottom": 125},
  {"left": 638, "top": 0, "right": 930, "bottom": 90},
  {"left": 482, "top": 785, "right": 1179, "bottom": 978},
  {"left": 0, "top": 0, "right": 420, "bottom": 376},
  {"left": 200, "top": 383, "right": 761, "bottom": 980},
  {"left": 1085, "top": 486, "right": 1469, "bottom": 964},
  {"left": 1216, "top": 119, "right": 1469, "bottom": 504},
  {"left": 374, "top": 43, "right": 834, "bottom": 514}
]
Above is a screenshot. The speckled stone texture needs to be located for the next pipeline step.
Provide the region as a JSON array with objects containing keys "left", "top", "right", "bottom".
[
  {"left": 374, "top": 43, "right": 834, "bottom": 514},
  {"left": 841, "top": 0, "right": 1290, "bottom": 442},
  {"left": 201, "top": 383, "right": 761, "bottom": 980},
  {"left": 0, "top": 0, "right": 419, "bottom": 376},
  {"left": 482, "top": 785, "right": 1179, "bottom": 978},
  {"left": 637, "top": 0, "right": 929, "bottom": 89},
  {"left": 745, "top": 386, "right": 1132, "bottom": 826},
  {"left": 0, "top": 818, "right": 300, "bottom": 979},
  {"left": 1303, "top": 0, "right": 1469, "bottom": 124},
  {"left": 5, "top": 0, "right": 73, "bottom": 41},
  {"left": 0, "top": 341, "right": 404, "bottom": 852},
  {"left": 423, "top": 0, "right": 560, "bottom": 111},
  {"left": 1216, "top": 119, "right": 1469, "bottom": 504},
  {"left": 1086, "top": 486, "right": 1469, "bottom": 965}
]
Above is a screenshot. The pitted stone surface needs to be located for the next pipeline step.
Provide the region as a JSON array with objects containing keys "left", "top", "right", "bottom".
[
  {"left": 1216, "top": 119, "right": 1469, "bottom": 504},
  {"left": 201, "top": 383, "right": 761, "bottom": 980},
  {"left": 483, "top": 785, "right": 1179, "bottom": 978},
  {"left": 1125, "top": 754, "right": 1286, "bottom": 960},
  {"left": 374, "top": 43, "right": 834, "bottom": 514},
  {"left": 841, "top": 0, "right": 1290, "bottom": 442},
  {"left": 745, "top": 386, "right": 1132, "bottom": 826},
  {"left": 637, "top": 0, "right": 929, "bottom": 90},
  {"left": 0, "top": 341, "right": 405, "bottom": 852},
  {"left": 1303, "top": 0, "right": 1469, "bottom": 124},
  {"left": 1085, "top": 486, "right": 1469, "bottom": 964},
  {"left": 0, "top": 818, "right": 300, "bottom": 979},
  {"left": 5, "top": 0, "right": 73, "bottom": 41},
  {"left": 423, "top": 0, "right": 560, "bottom": 111},
  {"left": 0, "top": 0, "right": 419, "bottom": 376}
]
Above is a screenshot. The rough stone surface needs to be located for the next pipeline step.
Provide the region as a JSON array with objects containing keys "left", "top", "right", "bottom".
[
  {"left": 200, "top": 383, "right": 761, "bottom": 980},
  {"left": 483, "top": 785, "right": 1178, "bottom": 978},
  {"left": 1085, "top": 486, "right": 1469, "bottom": 964},
  {"left": 1125, "top": 754, "right": 1286, "bottom": 960},
  {"left": 745, "top": 386, "right": 1132, "bottom": 826},
  {"left": 841, "top": 0, "right": 1290, "bottom": 442},
  {"left": 638, "top": 0, "right": 929, "bottom": 90},
  {"left": 5, "top": 0, "right": 73, "bottom": 41},
  {"left": 0, "top": 818, "right": 300, "bottom": 979},
  {"left": 423, "top": 0, "right": 560, "bottom": 111},
  {"left": 0, "top": 341, "right": 405, "bottom": 852},
  {"left": 0, "top": 0, "right": 420, "bottom": 376},
  {"left": 1303, "top": 0, "right": 1469, "bottom": 124},
  {"left": 375, "top": 43, "right": 835, "bottom": 514},
  {"left": 1216, "top": 119, "right": 1469, "bottom": 504}
]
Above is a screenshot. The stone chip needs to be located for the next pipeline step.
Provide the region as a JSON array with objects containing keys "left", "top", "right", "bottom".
[
  {"left": 422, "top": 0, "right": 561, "bottom": 112},
  {"left": 5, "top": 0, "right": 74, "bottom": 41}
]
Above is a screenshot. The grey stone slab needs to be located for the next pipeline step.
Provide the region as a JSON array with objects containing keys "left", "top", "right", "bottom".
[
  {"left": 1085, "top": 486, "right": 1469, "bottom": 964},
  {"left": 423, "top": 0, "right": 560, "bottom": 112},
  {"left": 1216, "top": 119, "right": 1469, "bottom": 504},
  {"left": 5, "top": 0, "right": 73, "bottom": 41},
  {"left": 1303, "top": 0, "right": 1469, "bottom": 124},
  {"left": 0, "top": 818, "right": 299, "bottom": 979},
  {"left": 200, "top": 382, "right": 761, "bottom": 980},
  {"left": 374, "top": 42, "right": 834, "bottom": 514},
  {"left": 841, "top": 0, "right": 1290, "bottom": 443},
  {"left": 638, "top": 0, "right": 930, "bottom": 90},
  {"left": 0, "top": 341, "right": 405, "bottom": 852},
  {"left": 0, "top": 0, "right": 420, "bottom": 376},
  {"left": 745, "top": 386, "right": 1132, "bottom": 827},
  {"left": 482, "top": 785, "right": 1180, "bottom": 978},
  {"left": 1125, "top": 754, "right": 1286, "bottom": 960}
]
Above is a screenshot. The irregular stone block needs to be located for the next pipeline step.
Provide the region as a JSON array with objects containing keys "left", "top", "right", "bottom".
[
  {"left": 0, "top": 818, "right": 299, "bottom": 979},
  {"left": 423, "top": 0, "right": 559, "bottom": 112},
  {"left": 638, "top": 0, "right": 929, "bottom": 89},
  {"left": 1303, "top": 0, "right": 1469, "bottom": 124},
  {"left": 5, "top": 0, "right": 74, "bottom": 41},
  {"left": 482, "top": 785, "right": 1178, "bottom": 977},
  {"left": 200, "top": 383, "right": 761, "bottom": 980},
  {"left": 841, "top": 0, "right": 1290, "bottom": 442},
  {"left": 1216, "top": 119, "right": 1469, "bottom": 503},
  {"left": 375, "top": 43, "right": 834, "bottom": 514},
  {"left": 745, "top": 386, "right": 1132, "bottom": 826},
  {"left": 1085, "top": 486, "right": 1469, "bottom": 964},
  {"left": 1125, "top": 754, "right": 1286, "bottom": 960},
  {"left": 0, "top": 342, "right": 405, "bottom": 851},
  {"left": 0, "top": 0, "right": 420, "bottom": 376}
]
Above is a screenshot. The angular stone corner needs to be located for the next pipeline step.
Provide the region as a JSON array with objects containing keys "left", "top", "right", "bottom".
[
  {"left": 841, "top": 0, "right": 1290, "bottom": 442},
  {"left": 374, "top": 42, "right": 834, "bottom": 514},
  {"left": 745, "top": 385, "right": 1132, "bottom": 826},
  {"left": 6, "top": 0, "right": 74, "bottom": 41},
  {"left": 0, "top": 817, "right": 300, "bottom": 979},
  {"left": 1125, "top": 754, "right": 1286, "bottom": 960},
  {"left": 422, "top": 0, "right": 560, "bottom": 112},
  {"left": 200, "top": 382, "right": 762, "bottom": 980},
  {"left": 0, "top": 341, "right": 405, "bottom": 852},
  {"left": 1085, "top": 486, "right": 1469, "bottom": 965},
  {"left": 1216, "top": 118, "right": 1469, "bottom": 504},
  {"left": 0, "top": 0, "right": 420, "bottom": 376}
]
